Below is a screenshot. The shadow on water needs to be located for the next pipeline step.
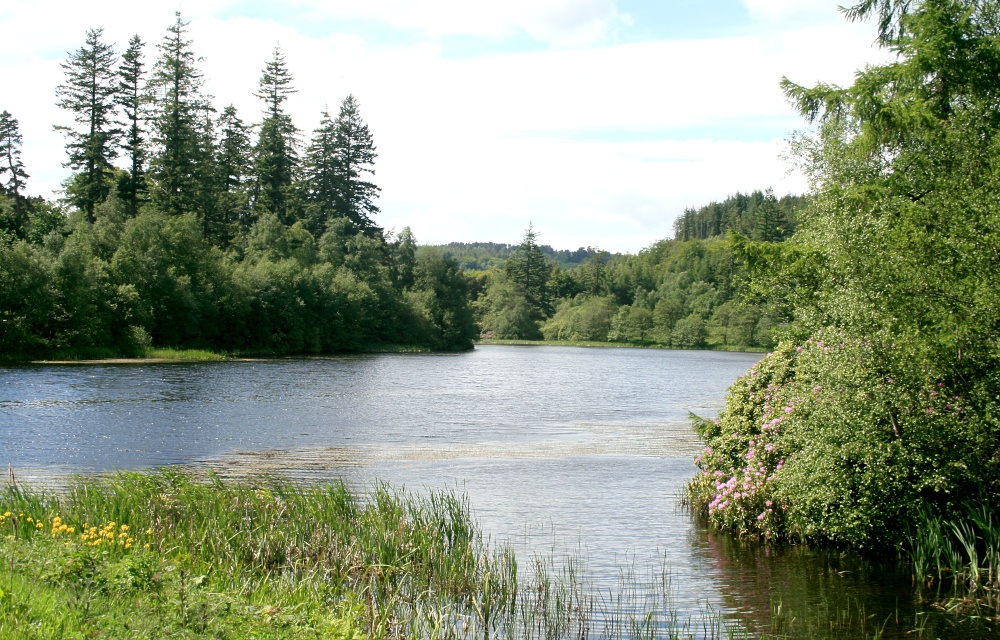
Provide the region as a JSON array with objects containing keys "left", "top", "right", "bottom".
[{"left": 693, "top": 520, "right": 999, "bottom": 639}]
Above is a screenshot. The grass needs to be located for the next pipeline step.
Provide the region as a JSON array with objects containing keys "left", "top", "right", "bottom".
[{"left": 0, "top": 470, "right": 811, "bottom": 640}]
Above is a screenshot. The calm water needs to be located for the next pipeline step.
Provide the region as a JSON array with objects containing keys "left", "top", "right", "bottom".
[{"left": 1, "top": 345, "right": 996, "bottom": 638}]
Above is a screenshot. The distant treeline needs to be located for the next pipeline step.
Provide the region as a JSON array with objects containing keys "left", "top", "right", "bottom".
[
  {"left": 432, "top": 242, "right": 609, "bottom": 272},
  {"left": 472, "top": 189, "right": 805, "bottom": 350},
  {"left": 672, "top": 190, "right": 806, "bottom": 242},
  {"left": 0, "top": 15, "right": 477, "bottom": 359}
]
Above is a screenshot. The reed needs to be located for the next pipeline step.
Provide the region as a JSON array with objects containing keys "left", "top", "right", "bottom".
[
  {"left": 1, "top": 470, "right": 924, "bottom": 639},
  {"left": 905, "top": 500, "right": 1000, "bottom": 617},
  {"left": 2, "top": 470, "right": 754, "bottom": 638}
]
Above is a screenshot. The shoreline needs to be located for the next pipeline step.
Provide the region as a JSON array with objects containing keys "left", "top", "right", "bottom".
[{"left": 476, "top": 339, "right": 768, "bottom": 353}]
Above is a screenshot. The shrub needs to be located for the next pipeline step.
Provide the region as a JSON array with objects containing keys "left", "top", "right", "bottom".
[{"left": 689, "top": 331, "right": 994, "bottom": 548}]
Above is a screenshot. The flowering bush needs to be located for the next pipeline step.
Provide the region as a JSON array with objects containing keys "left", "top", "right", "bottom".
[{"left": 689, "top": 331, "right": 991, "bottom": 548}]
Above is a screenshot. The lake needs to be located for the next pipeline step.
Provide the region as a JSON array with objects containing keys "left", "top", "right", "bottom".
[{"left": 1, "top": 345, "right": 995, "bottom": 638}]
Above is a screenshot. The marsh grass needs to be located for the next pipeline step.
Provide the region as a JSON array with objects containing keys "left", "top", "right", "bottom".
[
  {"left": 1, "top": 470, "right": 913, "bottom": 639},
  {"left": 0, "top": 471, "right": 743, "bottom": 639},
  {"left": 906, "top": 501, "right": 1000, "bottom": 619}
]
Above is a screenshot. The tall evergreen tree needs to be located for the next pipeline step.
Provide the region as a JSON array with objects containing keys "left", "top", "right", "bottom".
[
  {"left": 55, "top": 28, "right": 119, "bottom": 222},
  {"left": 251, "top": 46, "right": 298, "bottom": 224},
  {"left": 752, "top": 189, "right": 784, "bottom": 242},
  {"left": 215, "top": 104, "right": 252, "bottom": 244},
  {"left": 332, "top": 94, "right": 380, "bottom": 233},
  {"left": 116, "top": 34, "right": 147, "bottom": 217},
  {"left": 147, "top": 12, "right": 215, "bottom": 220},
  {"left": 0, "top": 110, "right": 30, "bottom": 229},
  {"left": 300, "top": 108, "right": 338, "bottom": 235},
  {"left": 505, "top": 224, "right": 551, "bottom": 317}
]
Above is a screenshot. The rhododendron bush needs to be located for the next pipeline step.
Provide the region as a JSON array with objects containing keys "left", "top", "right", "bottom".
[{"left": 688, "top": 332, "right": 990, "bottom": 548}]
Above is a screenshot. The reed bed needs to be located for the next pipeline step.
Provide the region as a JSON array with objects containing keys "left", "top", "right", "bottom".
[
  {"left": 0, "top": 470, "right": 755, "bottom": 639},
  {"left": 906, "top": 501, "right": 1000, "bottom": 618},
  {"left": 0, "top": 469, "right": 895, "bottom": 639}
]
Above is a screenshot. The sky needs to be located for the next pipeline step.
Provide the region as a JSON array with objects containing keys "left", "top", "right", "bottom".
[{"left": 0, "top": 0, "right": 889, "bottom": 254}]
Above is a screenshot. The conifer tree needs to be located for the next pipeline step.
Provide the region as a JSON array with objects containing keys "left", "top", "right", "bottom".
[
  {"left": 0, "top": 110, "right": 30, "bottom": 228},
  {"left": 55, "top": 28, "right": 119, "bottom": 221},
  {"left": 300, "top": 108, "right": 339, "bottom": 235},
  {"left": 505, "top": 224, "right": 551, "bottom": 317},
  {"left": 251, "top": 46, "right": 298, "bottom": 224},
  {"left": 331, "top": 94, "right": 380, "bottom": 233},
  {"left": 752, "top": 189, "right": 784, "bottom": 242},
  {"left": 147, "top": 12, "right": 215, "bottom": 220},
  {"left": 117, "top": 34, "right": 147, "bottom": 217},
  {"left": 215, "top": 104, "right": 252, "bottom": 244}
]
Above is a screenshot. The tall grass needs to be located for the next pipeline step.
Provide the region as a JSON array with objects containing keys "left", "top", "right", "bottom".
[
  {"left": 1, "top": 470, "right": 798, "bottom": 639},
  {"left": 1, "top": 470, "right": 927, "bottom": 638},
  {"left": 906, "top": 501, "right": 1000, "bottom": 617}
]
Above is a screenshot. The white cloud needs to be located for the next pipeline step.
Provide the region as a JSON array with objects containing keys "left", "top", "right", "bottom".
[
  {"left": 742, "top": 0, "right": 837, "bottom": 22},
  {"left": 285, "top": 0, "right": 631, "bottom": 46}
]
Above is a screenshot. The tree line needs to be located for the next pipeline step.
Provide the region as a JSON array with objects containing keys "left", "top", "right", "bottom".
[
  {"left": 0, "top": 14, "right": 478, "bottom": 359},
  {"left": 473, "top": 193, "right": 800, "bottom": 349}
]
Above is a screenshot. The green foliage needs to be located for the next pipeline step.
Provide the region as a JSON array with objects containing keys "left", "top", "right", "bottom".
[
  {"left": 434, "top": 241, "right": 606, "bottom": 271},
  {"left": 55, "top": 28, "right": 119, "bottom": 221},
  {"left": 476, "top": 270, "right": 542, "bottom": 340},
  {"left": 691, "top": 0, "right": 1000, "bottom": 550},
  {"left": 0, "top": 111, "right": 29, "bottom": 229},
  {"left": 691, "top": 333, "right": 992, "bottom": 548},
  {"left": 251, "top": 48, "right": 299, "bottom": 226},
  {"left": 671, "top": 190, "right": 803, "bottom": 242},
  {"left": 0, "top": 471, "right": 776, "bottom": 640},
  {"left": 542, "top": 295, "right": 617, "bottom": 342},
  {"left": 116, "top": 34, "right": 147, "bottom": 218},
  {"left": 0, "top": 18, "right": 478, "bottom": 359}
]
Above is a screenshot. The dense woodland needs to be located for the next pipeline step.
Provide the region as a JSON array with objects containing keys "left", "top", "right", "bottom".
[
  {"left": 0, "top": 14, "right": 477, "bottom": 358},
  {"left": 470, "top": 190, "right": 801, "bottom": 349}
]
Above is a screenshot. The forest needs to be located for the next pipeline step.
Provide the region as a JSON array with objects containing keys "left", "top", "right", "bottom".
[
  {"left": 0, "top": 14, "right": 477, "bottom": 359},
  {"left": 470, "top": 191, "right": 802, "bottom": 349}
]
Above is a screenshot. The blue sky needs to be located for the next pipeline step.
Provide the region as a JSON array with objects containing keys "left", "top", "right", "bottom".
[{"left": 1, "top": 0, "right": 886, "bottom": 253}]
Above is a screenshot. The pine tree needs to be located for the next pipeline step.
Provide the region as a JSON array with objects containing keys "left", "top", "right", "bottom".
[
  {"left": 251, "top": 46, "right": 298, "bottom": 224},
  {"left": 55, "top": 28, "right": 119, "bottom": 221},
  {"left": 215, "top": 104, "right": 252, "bottom": 244},
  {"left": 505, "top": 224, "right": 550, "bottom": 317},
  {"left": 752, "top": 189, "right": 784, "bottom": 242},
  {"left": 147, "top": 12, "right": 216, "bottom": 220},
  {"left": 331, "top": 94, "right": 380, "bottom": 233},
  {"left": 300, "top": 109, "right": 339, "bottom": 235},
  {"left": 117, "top": 34, "right": 147, "bottom": 217},
  {"left": 0, "top": 110, "right": 30, "bottom": 229}
]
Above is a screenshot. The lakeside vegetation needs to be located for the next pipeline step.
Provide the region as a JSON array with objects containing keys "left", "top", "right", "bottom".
[
  {"left": 3, "top": 0, "right": 1000, "bottom": 633},
  {"left": 469, "top": 191, "right": 804, "bottom": 352},
  {"left": 1, "top": 471, "right": 811, "bottom": 640},
  {"left": 685, "top": 0, "right": 1000, "bottom": 619}
]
